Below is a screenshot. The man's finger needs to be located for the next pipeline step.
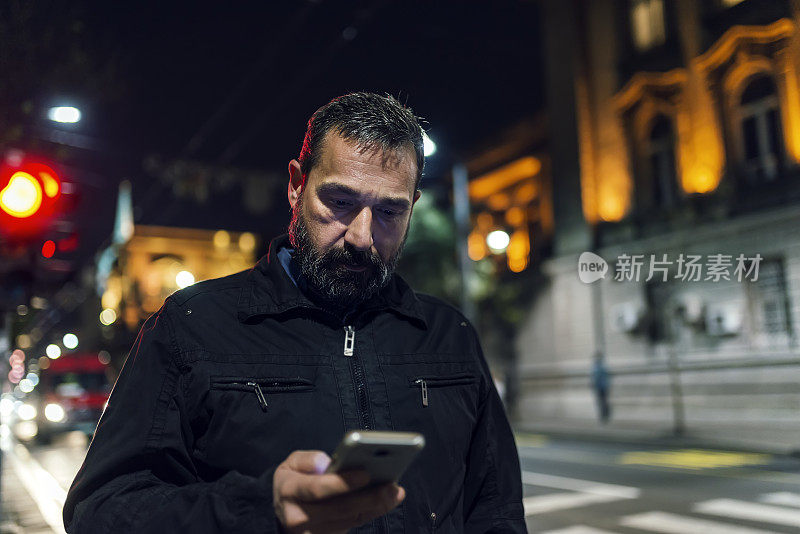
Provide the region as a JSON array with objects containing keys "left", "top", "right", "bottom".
[
  {"left": 290, "top": 483, "right": 405, "bottom": 528},
  {"left": 284, "top": 450, "right": 332, "bottom": 474},
  {"left": 280, "top": 470, "right": 371, "bottom": 501}
]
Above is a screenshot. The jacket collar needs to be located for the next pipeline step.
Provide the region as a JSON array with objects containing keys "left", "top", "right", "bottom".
[{"left": 237, "top": 233, "right": 427, "bottom": 328}]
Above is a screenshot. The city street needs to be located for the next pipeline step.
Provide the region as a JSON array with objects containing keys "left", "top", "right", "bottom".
[
  {"left": 3, "top": 426, "right": 800, "bottom": 533},
  {"left": 519, "top": 433, "right": 800, "bottom": 533}
]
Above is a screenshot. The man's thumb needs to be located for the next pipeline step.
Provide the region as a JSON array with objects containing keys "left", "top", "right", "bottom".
[{"left": 285, "top": 450, "right": 331, "bottom": 474}]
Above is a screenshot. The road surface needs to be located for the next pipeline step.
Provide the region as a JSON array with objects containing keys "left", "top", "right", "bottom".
[{"left": 3, "top": 427, "right": 800, "bottom": 533}]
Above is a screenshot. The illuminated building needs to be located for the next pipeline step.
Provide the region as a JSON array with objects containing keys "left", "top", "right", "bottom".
[
  {"left": 103, "top": 226, "right": 258, "bottom": 331},
  {"left": 466, "top": 118, "right": 553, "bottom": 273},
  {"left": 516, "top": 0, "right": 800, "bottom": 448}
]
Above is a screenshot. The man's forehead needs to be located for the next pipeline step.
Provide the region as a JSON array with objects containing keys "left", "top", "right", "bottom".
[{"left": 314, "top": 133, "right": 417, "bottom": 186}]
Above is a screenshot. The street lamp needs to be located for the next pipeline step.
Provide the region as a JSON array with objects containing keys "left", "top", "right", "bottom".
[
  {"left": 176, "top": 270, "right": 195, "bottom": 289},
  {"left": 486, "top": 230, "right": 510, "bottom": 254},
  {"left": 47, "top": 106, "right": 81, "bottom": 124},
  {"left": 430, "top": 134, "right": 475, "bottom": 323},
  {"left": 423, "top": 132, "right": 437, "bottom": 157},
  {"left": 63, "top": 333, "right": 78, "bottom": 349}
]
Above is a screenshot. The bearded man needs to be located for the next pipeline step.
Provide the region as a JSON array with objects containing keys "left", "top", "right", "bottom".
[{"left": 64, "top": 93, "right": 526, "bottom": 533}]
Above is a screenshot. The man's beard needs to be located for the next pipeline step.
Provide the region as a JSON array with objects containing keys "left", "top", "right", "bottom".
[{"left": 288, "top": 195, "right": 409, "bottom": 312}]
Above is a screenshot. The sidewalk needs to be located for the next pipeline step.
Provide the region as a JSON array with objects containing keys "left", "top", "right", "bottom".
[
  {"left": 515, "top": 418, "right": 800, "bottom": 456},
  {"left": 1, "top": 451, "right": 55, "bottom": 534},
  {"left": 0, "top": 422, "right": 64, "bottom": 534}
]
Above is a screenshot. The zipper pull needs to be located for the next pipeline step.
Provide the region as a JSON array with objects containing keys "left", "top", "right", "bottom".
[
  {"left": 247, "top": 381, "right": 268, "bottom": 412},
  {"left": 415, "top": 379, "right": 429, "bottom": 407},
  {"left": 343, "top": 325, "right": 355, "bottom": 356}
]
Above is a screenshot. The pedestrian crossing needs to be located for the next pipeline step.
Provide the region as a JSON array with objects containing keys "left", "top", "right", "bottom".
[
  {"left": 523, "top": 471, "right": 800, "bottom": 534},
  {"left": 694, "top": 498, "right": 800, "bottom": 528},
  {"left": 522, "top": 472, "right": 639, "bottom": 515},
  {"left": 619, "top": 511, "right": 781, "bottom": 534}
]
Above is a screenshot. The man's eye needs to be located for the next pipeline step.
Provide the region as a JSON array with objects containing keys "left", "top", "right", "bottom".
[
  {"left": 381, "top": 209, "right": 398, "bottom": 217},
  {"left": 332, "top": 199, "right": 352, "bottom": 208}
]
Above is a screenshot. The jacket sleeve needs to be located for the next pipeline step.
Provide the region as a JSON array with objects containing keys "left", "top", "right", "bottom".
[
  {"left": 63, "top": 300, "right": 281, "bottom": 534},
  {"left": 462, "top": 327, "right": 528, "bottom": 533}
]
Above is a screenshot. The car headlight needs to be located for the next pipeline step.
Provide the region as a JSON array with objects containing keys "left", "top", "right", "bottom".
[
  {"left": 44, "top": 403, "right": 66, "bottom": 423},
  {"left": 17, "top": 403, "right": 36, "bottom": 421}
]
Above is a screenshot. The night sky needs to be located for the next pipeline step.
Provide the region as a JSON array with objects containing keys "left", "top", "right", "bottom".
[
  {"left": 7, "top": 0, "right": 543, "bottom": 255},
  {"left": 98, "top": 0, "right": 543, "bottom": 165}
]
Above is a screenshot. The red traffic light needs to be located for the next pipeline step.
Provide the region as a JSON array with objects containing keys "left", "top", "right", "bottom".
[
  {"left": 42, "top": 239, "right": 56, "bottom": 258},
  {"left": 0, "top": 159, "right": 62, "bottom": 240}
]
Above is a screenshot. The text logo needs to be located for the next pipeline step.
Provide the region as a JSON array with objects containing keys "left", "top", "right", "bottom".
[{"left": 578, "top": 252, "right": 608, "bottom": 283}]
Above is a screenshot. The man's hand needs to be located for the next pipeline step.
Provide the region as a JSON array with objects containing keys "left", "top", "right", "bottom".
[{"left": 273, "top": 450, "right": 405, "bottom": 533}]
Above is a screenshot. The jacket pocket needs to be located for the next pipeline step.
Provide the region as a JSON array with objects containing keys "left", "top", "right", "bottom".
[
  {"left": 209, "top": 376, "right": 315, "bottom": 412},
  {"left": 408, "top": 373, "right": 476, "bottom": 407}
]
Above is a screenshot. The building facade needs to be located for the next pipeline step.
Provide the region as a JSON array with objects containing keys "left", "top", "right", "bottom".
[{"left": 517, "top": 0, "right": 800, "bottom": 450}]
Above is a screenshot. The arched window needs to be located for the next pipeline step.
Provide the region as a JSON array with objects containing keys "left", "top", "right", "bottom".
[
  {"left": 630, "top": 0, "right": 666, "bottom": 52},
  {"left": 739, "top": 74, "right": 784, "bottom": 183},
  {"left": 645, "top": 115, "right": 679, "bottom": 209}
]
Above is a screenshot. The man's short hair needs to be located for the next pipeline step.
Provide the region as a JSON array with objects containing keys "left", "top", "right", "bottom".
[{"left": 298, "top": 92, "right": 425, "bottom": 191}]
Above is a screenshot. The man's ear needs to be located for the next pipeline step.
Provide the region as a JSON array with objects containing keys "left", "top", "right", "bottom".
[
  {"left": 407, "top": 189, "right": 422, "bottom": 219},
  {"left": 288, "top": 159, "right": 304, "bottom": 209}
]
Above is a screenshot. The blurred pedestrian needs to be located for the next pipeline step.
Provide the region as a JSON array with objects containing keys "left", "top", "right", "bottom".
[
  {"left": 63, "top": 93, "right": 526, "bottom": 533},
  {"left": 592, "top": 351, "right": 611, "bottom": 424}
]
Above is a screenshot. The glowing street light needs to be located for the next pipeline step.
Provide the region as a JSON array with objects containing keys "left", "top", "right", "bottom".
[
  {"left": 46, "top": 344, "right": 61, "bottom": 359},
  {"left": 17, "top": 403, "right": 36, "bottom": 420},
  {"left": 486, "top": 230, "right": 510, "bottom": 254},
  {"left": 0, "top": 171, "right": 42, "bottom": 218},
  {"left": 176, "top": 270, "right": 195, "bottom": 289},
  {"left": 213, "top": 230, "right": 230, "bottom": 248},
  {"left": 100, "top": 308, "right": 117, "bottom": 326},
  {"left": 47, "top": 106, "right": 81, "bottom": 124},
  {"left": 19, "top": 378, "right": 34, "bottom": 393},
  {"left": 45, "top": 403, "right": 65, "bottom": 422},
  {"left": 423, "top": 132, "right": 437, "bottom": 157},
  {"left": 63, "top": 333, "right": 78, "bottom": 349}
]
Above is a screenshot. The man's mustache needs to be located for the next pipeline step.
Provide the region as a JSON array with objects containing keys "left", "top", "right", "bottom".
[{"left": 323, "top": 247, "right": 381, "bottom": 269}]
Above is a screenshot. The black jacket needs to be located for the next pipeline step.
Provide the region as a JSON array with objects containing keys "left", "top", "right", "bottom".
[{"left": 63, "top": 234, "right": 526, "bottom": 533}]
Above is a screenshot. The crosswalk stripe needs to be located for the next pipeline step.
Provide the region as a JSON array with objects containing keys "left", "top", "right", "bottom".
[
  {"left": 695, "top": 498, "right": 800, "bottom": 528},
  {"left": 521, "top": 472, "right": 640, "bottom": 499},
  {"left": 760, "top": 492, "right": 800, "bottom": 508},
  {"left": 620, "top": 511, "right": 782, "bottom": 534},
  {"left": 540, "top": 526, "right": 620, "bottom": 534},
  {"left": 523, "top": 492, "right": 620, "bottom": 515}
]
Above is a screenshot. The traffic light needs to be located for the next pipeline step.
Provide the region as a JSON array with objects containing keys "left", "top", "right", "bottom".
[{"left": 0, "top": 158, "right": 62, "bottom": 242}]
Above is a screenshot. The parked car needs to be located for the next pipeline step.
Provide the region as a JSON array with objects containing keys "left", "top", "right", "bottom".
[{"left": 35, "top": 352, "right": 112, "bottom": 443}]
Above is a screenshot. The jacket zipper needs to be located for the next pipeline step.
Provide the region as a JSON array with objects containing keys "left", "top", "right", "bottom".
[
  {"left": 410, "top": 375, "right": 476, "bottom": 407},
  {"left": 246, "top": 381, "right": 268, "bottom": 412},
  {"left": 210, "top": 377, "right": 314, "bottom": 412},
  {"left": 343, "top": 325, "right": 355, "bottom": 356},
  {"left": 416, "top": 379, "right": 429, "bottom": 407},
  {"left": 342, "top": 316, "right": 381, "bottom": 534},
  {"left": 343, "top": 324, "right": 372, "bottom": 430}
]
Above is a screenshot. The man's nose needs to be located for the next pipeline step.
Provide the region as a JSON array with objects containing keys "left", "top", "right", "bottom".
[{"left": 345, "top": 207, "right": 373, "bottom": 251}]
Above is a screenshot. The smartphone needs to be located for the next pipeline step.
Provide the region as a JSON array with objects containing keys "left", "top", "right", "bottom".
[{"left": 325, "top": 430, "right": 425, "bottom": 485}]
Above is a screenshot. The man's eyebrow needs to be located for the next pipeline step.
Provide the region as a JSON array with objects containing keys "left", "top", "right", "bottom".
[{"left": 316, "top": 182, "right": 411, "bottom": 210}]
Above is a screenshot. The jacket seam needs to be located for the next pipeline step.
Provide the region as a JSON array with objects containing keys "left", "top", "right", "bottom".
[
  {"left": 326, "top": 328, "right": 349, "bottom": 434},
  {"left": 145, "top": 300, "right": 186, "bottom": 451},
  {"left": 174, "top": 284, "right": 243, "bottom": 306},
  {"left": 486, "top": 392, "right": 504, "bottom": 527},
  {"left": 161, "top": 299, "right": 186, "bottom": 367},
  {"left": 467, "top": 321, "right": 505, "bottom": 523},
  {"left": 178, "top": 349, "right": 332, "bottom": 357}
]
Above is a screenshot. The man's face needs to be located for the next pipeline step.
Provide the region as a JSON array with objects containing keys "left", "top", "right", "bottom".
[{"left": 287, "top": 133, "right": 421, "bottom": 310}]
